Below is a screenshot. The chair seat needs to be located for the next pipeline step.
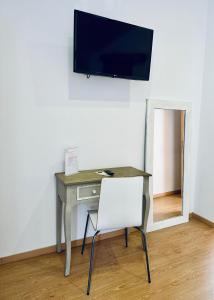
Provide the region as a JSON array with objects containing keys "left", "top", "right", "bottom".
[{"left": 88, "top": 210, "right": 98, "bottom": 230}]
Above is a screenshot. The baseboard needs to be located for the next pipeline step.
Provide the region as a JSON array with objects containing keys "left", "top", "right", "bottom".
[
  {"left": 153, "top": 189, "right": 181, "bottom": 199},
  {"left": 6, "top": 212, "right": 212, "bottom": 265},
  {"left": 0, "top": 228, "right": 134, "bottom": 265},
  {"left": 190, "top": 212, "right": 214, "bottom": 227}
]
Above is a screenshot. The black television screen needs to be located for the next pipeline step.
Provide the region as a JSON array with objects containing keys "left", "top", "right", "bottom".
[{"left": 73, "top": 10, "right": 154, "bottom": 81}]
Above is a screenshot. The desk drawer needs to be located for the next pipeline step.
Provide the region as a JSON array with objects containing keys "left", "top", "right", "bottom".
[{"left": 77, "top": 184, "right": 101, "bottom": 201}]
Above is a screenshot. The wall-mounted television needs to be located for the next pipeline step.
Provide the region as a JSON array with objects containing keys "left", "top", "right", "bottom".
[{"left": 73, "top": 10, "right": 154, "bottom": 81}]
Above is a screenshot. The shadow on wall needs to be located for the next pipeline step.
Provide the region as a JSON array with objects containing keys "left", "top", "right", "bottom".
[
  {"left": 30, "top": 37, "right": 131, "bottom": 106},
  {"left": 68, "top": 39, "right": 131, "bottom": 102}
]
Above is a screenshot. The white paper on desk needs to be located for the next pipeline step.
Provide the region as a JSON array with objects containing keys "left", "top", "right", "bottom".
[{"left": 65, "top": 147, "right": 79, "bottom": 176}]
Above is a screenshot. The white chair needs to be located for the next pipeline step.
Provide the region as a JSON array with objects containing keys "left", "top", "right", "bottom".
[{"left": 81, "top": 176, "right": 151, "bottom": 295}]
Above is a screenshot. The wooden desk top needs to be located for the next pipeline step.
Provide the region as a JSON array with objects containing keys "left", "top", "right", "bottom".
[{"left": 55, "top": 166, "right": 151, "bottom": 186}]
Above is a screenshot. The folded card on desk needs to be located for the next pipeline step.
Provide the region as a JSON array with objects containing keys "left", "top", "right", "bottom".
[{"left": 65, "top": 147, "right": 79, "bottom": 176}]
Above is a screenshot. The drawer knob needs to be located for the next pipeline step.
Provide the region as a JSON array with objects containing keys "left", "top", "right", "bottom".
[{"left": 92, "top": 189, "right": 97, "bottom": 194}]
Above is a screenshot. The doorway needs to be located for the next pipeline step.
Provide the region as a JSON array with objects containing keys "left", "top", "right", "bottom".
[
  {"left": 145, "top": 99, "right": 191, "bottom": 231},
  {"left": 153, "top": 109, "right": 184, "bottom": 222}
]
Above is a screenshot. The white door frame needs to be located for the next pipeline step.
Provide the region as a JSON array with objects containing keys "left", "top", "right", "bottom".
[{"left": 145, "top": 99, "right": 192, "bottom": 232}]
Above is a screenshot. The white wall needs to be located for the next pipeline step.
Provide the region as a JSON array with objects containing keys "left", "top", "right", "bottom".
[
  {"left": 194, "top": 0, "right": 214, "bottom": 222},
  {"left": 0, "top": 0, "right": 207, "bottom": 257},
  {"left": 153, "top": 109, "right": 181, "bottom": 195}
]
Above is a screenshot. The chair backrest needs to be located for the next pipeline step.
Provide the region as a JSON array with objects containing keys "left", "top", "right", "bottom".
[{"left": 96, "top": 176, "right": 144, "bottom": 231}]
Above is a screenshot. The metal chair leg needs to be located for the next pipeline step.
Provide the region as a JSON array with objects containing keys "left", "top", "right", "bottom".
[
  {"left": 125, "top": 228, "right": 128, "bottom": 247},
  {"left": 87, "top": 231, "right": 99, "bottom": 295},
  {"left": 81, "top": 214, "right": 89, "bottom": 255},
  {"left": 141, "top": 231, "right": 151, "bottom": 283},
  {"left": 134, "top": 226, "right": 145, "bottom": 251},
  {"left": 141, "top": 231, "right": 146, "bottom": 252},
  {"left": 134, "top": 227, "right": 151, "bottom": 283}
]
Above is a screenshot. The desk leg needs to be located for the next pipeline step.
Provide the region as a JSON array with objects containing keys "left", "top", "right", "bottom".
[
  {"left": 56, "top": 195, "right": 62, "bottom": 253},
  {"left": 64, "top": 200, "right": 72, "bottom": 276},
  {"left": 143, "top": 177, "right": 150, "bottom": 232}
]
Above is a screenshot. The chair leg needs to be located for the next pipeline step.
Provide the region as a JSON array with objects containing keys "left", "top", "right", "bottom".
[
  {"left": 141, "top": 231, "right": 151, "bottom": 283},
  {"left": 134, "top": 226, "right": 145, "bottom": 251},
  {"left": 81, "top": 213, "right": 90, "bottom": 255},
  {"left": 141, "top": 233, "right": 146, "bottom": 252},
  {"left": 125, "top": 228, "right": 128, "bottom": 247},
  {"left": 134, "top": 227, "right": 151, "bottom": 283},
  {"left": 87, "top": 231, "right": 99, "bottom": 295}
]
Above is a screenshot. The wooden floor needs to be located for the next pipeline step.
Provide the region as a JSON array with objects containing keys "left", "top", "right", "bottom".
[
  {"left": 1, "top": 219, "right": 214, "bottom": 299},
  {"left": 153, "top": 194, "right": 182, "bottom": 222}
]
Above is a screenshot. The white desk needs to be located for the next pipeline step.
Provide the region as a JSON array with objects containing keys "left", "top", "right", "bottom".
[{"left": 55, "top": 166, "right": 151, "bottom": 276}]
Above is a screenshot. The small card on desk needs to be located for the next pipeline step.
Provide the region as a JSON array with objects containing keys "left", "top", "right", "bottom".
[{"left": 65, "top": 147, "right": 79, "bottom": 176}]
